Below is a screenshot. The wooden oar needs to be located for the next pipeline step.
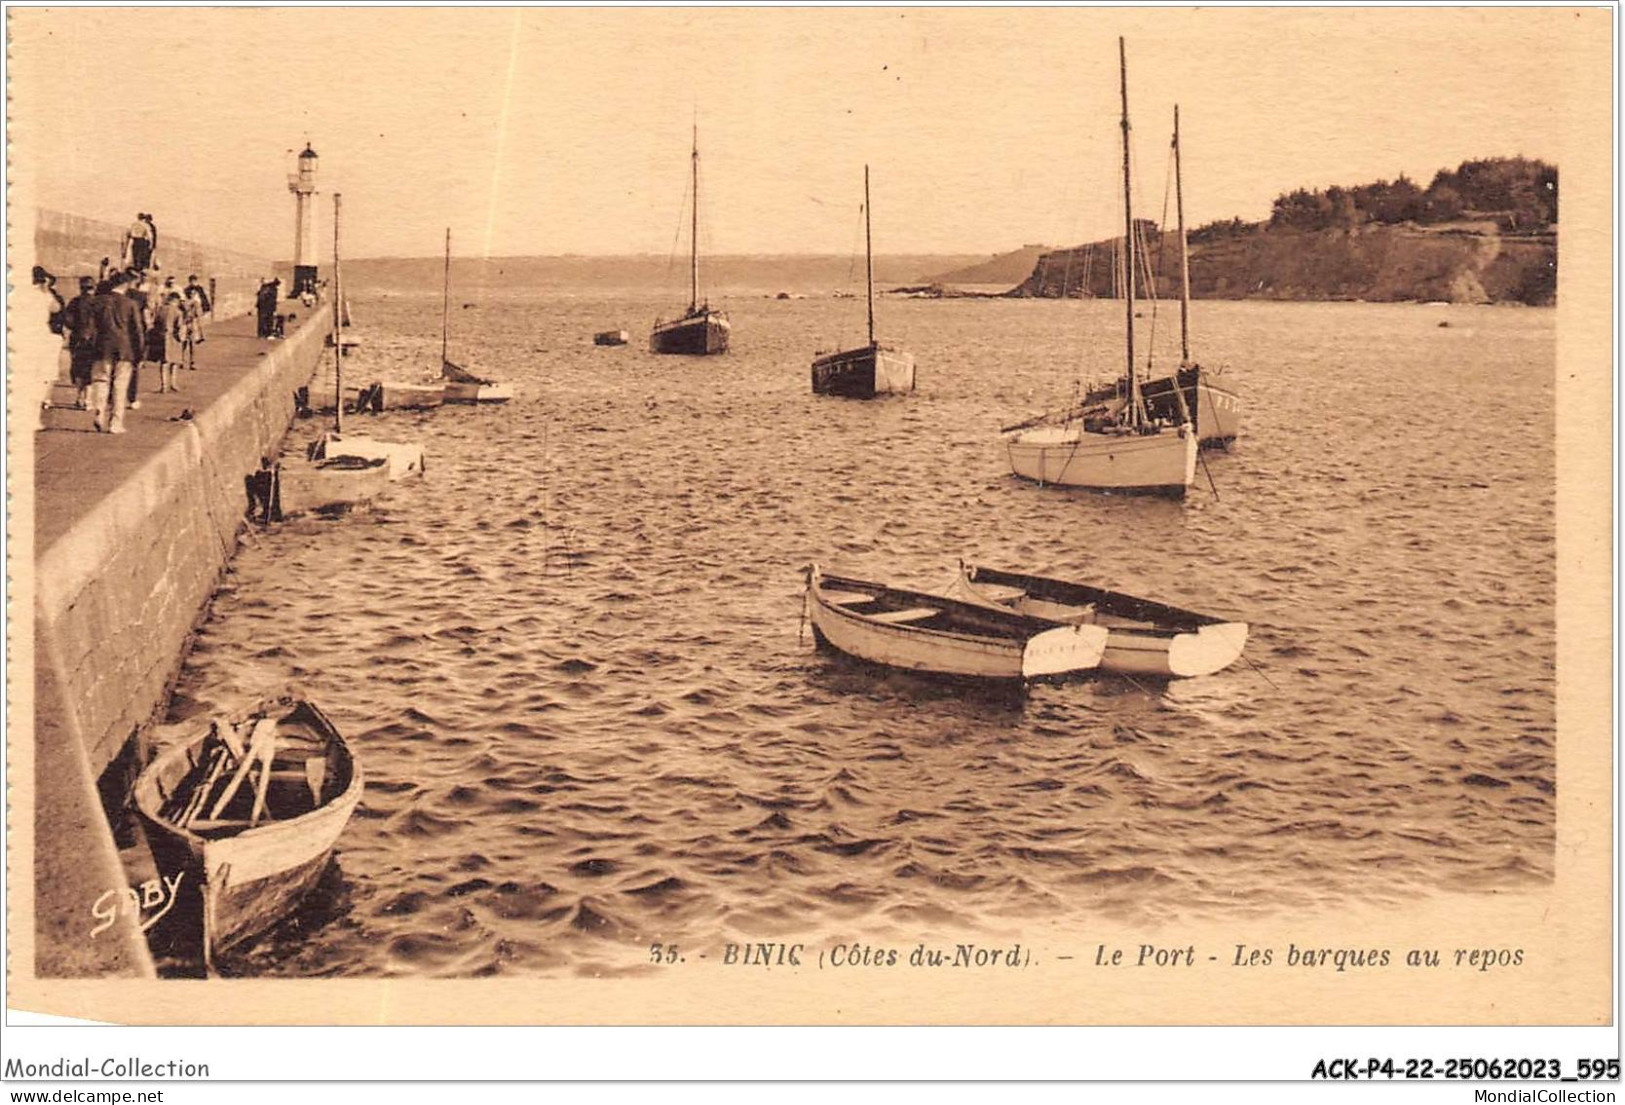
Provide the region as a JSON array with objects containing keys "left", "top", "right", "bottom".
[
  {"left": 208, "top": 717, "right": 277, "bottom": 820},
  {"left": 176, "top": 740, "right": 232, "bottom": 827},
  {"left": 303, "top": 757, "right": 328, "bottom": 805},
  {"left": 248, "top": 727, "right": 280, "bottom": 826}
]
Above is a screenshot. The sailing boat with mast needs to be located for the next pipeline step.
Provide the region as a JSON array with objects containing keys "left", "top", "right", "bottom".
[
  {"left": 1002, "top": 38, "right": 1196, "bottom": 497},
  {"left": 311, "top": 192, "right": 425, "bottom": 481},
  {"left": 650, "top": 126, "right": 730, "bottom": 355},
  {"left": 811, "top": 166, "right": 915, "bottom": 398},
  {"left": 1071, "top": 106, "right": 1241, "bottom": 448},
  {"left": 438, "top": 228, "right": 513, "bottom": 403}
]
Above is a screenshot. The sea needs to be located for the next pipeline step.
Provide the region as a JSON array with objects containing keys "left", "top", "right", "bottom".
[{"left": 161, "top": 260, "right": 1556, "bottom": 978}]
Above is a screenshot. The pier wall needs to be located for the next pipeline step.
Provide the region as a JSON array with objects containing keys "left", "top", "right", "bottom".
[
  {"left": 33, "top": 208, "right": 272, "bottom": 317},
  {"left": 32, "top": 305, "right": 332, "bottom": 977}
]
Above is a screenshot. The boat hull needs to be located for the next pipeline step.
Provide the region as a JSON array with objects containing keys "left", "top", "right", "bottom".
[
  {"left": 1005, "top": 423, "right": 1197, "bottom": 495},
  {"left": 811, "top": 345, "right": 916, "bottom": 398},
  {"left": 808, "top": 566, "right": 1105, "bottom": 681},
  {"left": 594, "top": 330, "right": 630, "bottom": 346},
  {"left": 950, "top": 564, "right": 1249, "bottom": 678},
  {"left": 442, "top": 380, "right": 514, "bottom": 404},
  {"left": 315, "top": 432, "right": 425, "bottom": 480},
  {"left": 441, "top": 361, "right": 512, "bottom": 404},
  {"left": 1083, "top": 368, "right": 1240, "bottom": 448},
  {"left": 133, "top": 699, "right": 363, "bottom": 968},
  {"left": 272, "top": 456, "right": 390, "bottom": 518},
  {"left": 651, "top": 311, "right": 730, "bottom": 355}
]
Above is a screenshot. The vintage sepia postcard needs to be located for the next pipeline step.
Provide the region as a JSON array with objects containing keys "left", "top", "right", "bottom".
[{"left": 3, "top": 2, "right": 1614, "bottom": 1082}]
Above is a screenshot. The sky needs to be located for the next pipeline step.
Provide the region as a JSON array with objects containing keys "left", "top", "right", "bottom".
[{"left": 8, "top": 6, "right": 1603, "bottom": 261}]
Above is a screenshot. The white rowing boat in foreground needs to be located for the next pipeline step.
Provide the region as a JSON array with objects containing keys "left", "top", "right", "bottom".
[
  {"left": 948, "top": 563, "right": 1248, "bottom": 679},
  {"left": 806, "top": 564, "right": 1107, "bottom": 682}
]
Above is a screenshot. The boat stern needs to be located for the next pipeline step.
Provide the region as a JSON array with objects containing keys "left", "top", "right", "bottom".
[
  {"left": 1166, "top": 621, "right": 1249, "bottom": 678},
  {"left": 1021, "top": 623, "right": 1109, "bottom": 678}
]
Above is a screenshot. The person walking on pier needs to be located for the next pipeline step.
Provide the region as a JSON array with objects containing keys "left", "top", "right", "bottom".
[
  {"left": 121, "top": 213, "right": 158, "bottom": 273},
  {"left": 62, "top": 275, "right": 98, "bottom": 409},
  {"left": 84, "top": 274, "right": 145, "bottom": 434},
  {"left": 183, "top": 273, "right": 211, "bottom": 348},
  {"left": 256, "top": 276, "right": 281, "bottom": 338},
  {"left": 123, "top": 272, "right": 154, "bottom": 408},
  {"left": 150, "top": 291, "right": 187, "bottom": 393}
]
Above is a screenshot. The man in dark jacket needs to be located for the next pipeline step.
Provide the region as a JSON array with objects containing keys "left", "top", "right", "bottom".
[
  {"left": 255, "top": 277, "right": 280, "bottom": 338},
  {"left": 84, "top": 274, "right": 146, "bottom": 433},
  {"left": 60, "top": 275, "right": 97, "bottom": 408}
]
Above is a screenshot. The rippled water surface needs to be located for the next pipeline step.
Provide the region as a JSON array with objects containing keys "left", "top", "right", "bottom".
[{"left": 167, "top": 279, "right": 1555, "bottom": 977}]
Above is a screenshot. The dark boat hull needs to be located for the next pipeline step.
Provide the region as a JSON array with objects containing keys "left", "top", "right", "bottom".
[
  {"left": 811, "top": 344, "right": 916, "bottom": 398},
  {"left": 651, "top": 311, "right": 730, "bottom": 355}
]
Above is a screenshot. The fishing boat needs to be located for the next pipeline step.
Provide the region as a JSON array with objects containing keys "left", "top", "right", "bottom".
[
  {"left": 594, "top": 329, "right": 630, "bottom": 346},
  {"left": 132, "top": 697, "right": 363, "bottom": 970},
  {"left": 650, "top": 127, "right": 730, "bottom": 355},
  {"left": 436, "top": 228, "right": 513, "bottom": 403},
  {"left": 811, "top": 166, "right": 916, "bottom": 398},
  {"left": 1002, "top": 39, "right": 1196, "bottom": 496},
  {"left": 1069, "top": 107, "right": 1240, "bottom": 447},
  {"left": 805, "top": 564, "right": 1107, "bottom": 682},
  {"left": 948, "top": 563, "right": 1248, "bottom": 679}
]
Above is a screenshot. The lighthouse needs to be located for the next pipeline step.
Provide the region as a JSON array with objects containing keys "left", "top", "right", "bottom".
[{"left": 288, "top": 144, "right": 319, "bottom": 297}]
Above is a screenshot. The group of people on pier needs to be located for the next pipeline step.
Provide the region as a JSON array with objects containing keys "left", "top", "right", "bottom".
[{"left": 33, "top": 213, "right": 216, "bottom": 434}]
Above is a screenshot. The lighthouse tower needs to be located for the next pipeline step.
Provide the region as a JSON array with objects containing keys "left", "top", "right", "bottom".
[{"left": 288, "top": 144, "right": 319, "bottom": 297}]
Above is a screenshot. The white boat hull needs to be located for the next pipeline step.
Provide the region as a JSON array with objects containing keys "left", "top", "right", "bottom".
[
  {"left": 442, "top": 379, "right": 513, "bottom": 404},
  {"left": 1005, "top": 423, "right": 1197, "bottom": 495},
  {"left": 808, "top": 567, "right": 1106, "bottom": 681},
  {"left": 315, "top": 432, "right": 425, "bottom": 481}
]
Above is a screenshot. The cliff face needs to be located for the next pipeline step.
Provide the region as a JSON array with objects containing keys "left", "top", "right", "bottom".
[{"left": 1011, "top": 224, "right": 1556, "bottom": 305}]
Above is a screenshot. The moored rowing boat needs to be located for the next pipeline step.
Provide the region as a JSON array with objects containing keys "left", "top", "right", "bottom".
[
  {"left": 806, "top": 564, "right": 1107, "bottom": 682},
  {"left": 948, "top": 563, "right": 1248, "bottom": 678},
  {"left": 132, "top": 697, "right": 363, "bottom": 970}
]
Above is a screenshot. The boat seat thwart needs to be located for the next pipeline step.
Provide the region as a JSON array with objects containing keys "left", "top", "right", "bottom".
[
  {"left": 971, "top": 583, "right": 1027, "bottom": 603},
  {"left": 820, "top": 589, "right": 876, "bottom": 606},
  {"left": 866, "top": 607, "right": 940, "bottom": 625}
]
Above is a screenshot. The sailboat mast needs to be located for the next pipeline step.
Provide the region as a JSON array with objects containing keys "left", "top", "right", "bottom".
[
  {"left": 441, "top": 227, "right": 452, "bottom": 369},
  {"left": 690, "top": 125, "right": 700, "bottom": 312},
  {"left": 332, "top": 192, "right": 344, "bottom": 435},
  {"left": 1174, "top": 105, "right": 1191, "bottom": 366},
  {"left": 865, "top": 164, "right": 875, "bottom": 347},
  {"left": 1119, "top": 36, "right": 1139, "bottom": 429}
]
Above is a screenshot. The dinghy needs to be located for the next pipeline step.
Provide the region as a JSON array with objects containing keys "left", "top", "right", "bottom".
[
  {"left": 248, "top": 453, "right": 389, "bottom": 521},
  {"left": 312, "top": 432, "right": 424, "bottom": 481},
  {"left": 948, "top": 563, "right": 1248, "bottom": 679},
  {"left": 806, "top": 564, "right": 1107, "bottom": 682},
  {"left": 132, "top": 697, "right": 363, "bottom": 970}
]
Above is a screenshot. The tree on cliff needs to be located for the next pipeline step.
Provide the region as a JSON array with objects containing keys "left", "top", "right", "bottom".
[{"left": 1265, "top": 158, "right": 1556, "bottom": 233}]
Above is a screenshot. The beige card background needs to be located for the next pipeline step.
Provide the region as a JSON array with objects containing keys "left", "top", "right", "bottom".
[{"left": 4, "top": 5, "right": 1614, "bottom": 1034}]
